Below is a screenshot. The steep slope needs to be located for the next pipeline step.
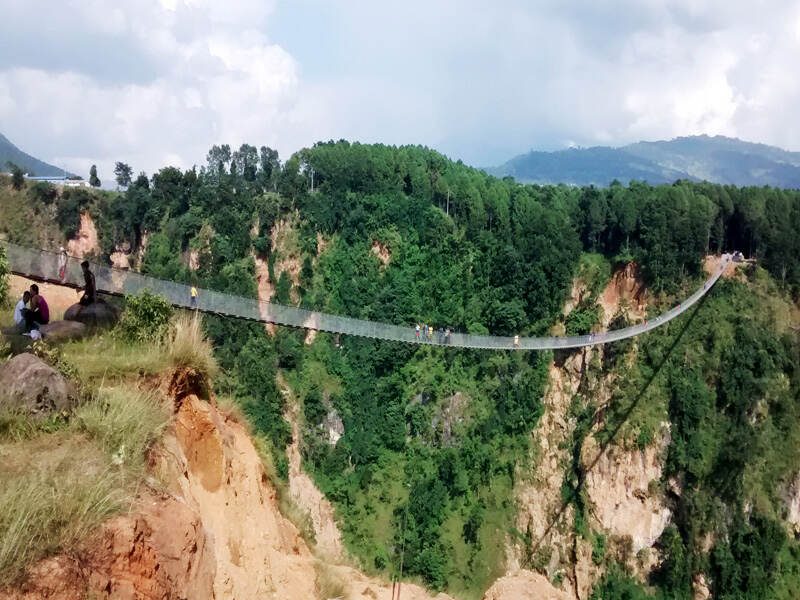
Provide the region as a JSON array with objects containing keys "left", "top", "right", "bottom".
[
  {"left": 0, "top": 390, "right": 453, "bottom": 600},
  {"left": 0, "top": 133, "right": 74, "bottom": 178}
]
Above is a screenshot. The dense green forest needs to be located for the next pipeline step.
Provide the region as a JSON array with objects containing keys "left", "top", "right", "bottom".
[{"left": 2, "top": 141, "right": 800, "bottom": 598}]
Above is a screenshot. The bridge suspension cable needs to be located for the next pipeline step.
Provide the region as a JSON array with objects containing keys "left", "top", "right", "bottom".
[{"left": 2, "top": 241, "right": 730, "bottom": 351}]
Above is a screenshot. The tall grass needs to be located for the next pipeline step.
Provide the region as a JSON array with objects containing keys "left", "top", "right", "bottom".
[
  {"left": 72, "top": 387, "right": 171, "bottom": 475},
  {"left": 314, "top": 559, "right": 350, "bottom": 600},
  {"left": 61, "top": 336, "right": 169, "bottom": 383},
  {"left": 0, "top": 444, "right": 126, "bottom": 581},
  {"left": 167, "top": 312, "right": 218, "bottom": 380},
  {"left": 0, "top": 387, "right": 170, "bottom": 583}
]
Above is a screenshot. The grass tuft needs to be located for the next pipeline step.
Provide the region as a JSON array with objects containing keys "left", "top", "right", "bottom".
[
  {"left": 61, "top": 336, "right": 169, "bottom": 383},
  {"left": 0, "top": 386, "right": 171, "bottom": 583},
  {"left": 72, "top": 387, "right": 171, "bottom": 474},
  {"left": 314, "top": 560, "right": 350, "bottom": 600},
  {"left": 167, "top": 312, "right": 218, "bottom": 381}
]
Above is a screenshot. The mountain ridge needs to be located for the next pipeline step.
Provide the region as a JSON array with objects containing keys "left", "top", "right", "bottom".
[
  {"left": 490, "top": 134, "right": 800, "bottom": 188},
  {"left": 0, "top": 132, "right": 75, "bottom": 178}
]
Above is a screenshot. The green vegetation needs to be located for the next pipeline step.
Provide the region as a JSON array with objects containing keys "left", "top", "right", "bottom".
[
  {"left": 0, "top": 306, "right": 222, "bottom": 583},
  {"left": 115, "top": 290, "right": 173, "bottom": 344},
  {"left": 3, "top": 140, "right": 800, "bottom": 598},
  {"left": 0, "top": 385, "right": 170, "bottom": 582}
]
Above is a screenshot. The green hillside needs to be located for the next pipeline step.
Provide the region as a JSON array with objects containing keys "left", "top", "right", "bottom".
[
  {"left": 2, "top": 141, "right": 800, "bottom": 599},
  {"left": 491, "top": 135, "right": 800, "bottom": 188},
  {"left": 0, "top": 132, "right": 75, "bottom": 178}
]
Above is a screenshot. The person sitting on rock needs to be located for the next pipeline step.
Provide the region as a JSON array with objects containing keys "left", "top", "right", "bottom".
[
  {"left": 13, "top": 291, "right": 31, "bottom": 332},
  {"left": 78, "top": 260, "right": 96, "bottom": 306},
  {"left": 24, "top": 284, "right": 49, "bottom": 331}
]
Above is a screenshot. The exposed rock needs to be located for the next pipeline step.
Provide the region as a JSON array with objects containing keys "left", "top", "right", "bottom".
[
  {"left": 580, "top": 428, "right": 672, "bottom": 553},
  {"left": 598, "top": 262, "right": 647, "bottom": 326},
  {"left": 39, "top": 320, "right": 87, "bottom": 342},
  {"left": 0, "top": 353, "right": 77, "bottom": 416},
  {"left": 371, "top": 240, "right": 391, "bottom": 266},
  {"left": 110, "top": 250, "right": 131, "bottom": 270},
  {"left": 693, "top": 573, "right": 711, "bottom": 600},
  {"left": 782, "top": 471, "right": 800, "bottom": 533},
  {"left": 0, "top": 392, "right": 452, "bottom": 600},
  {"left": 85, "top": 494, "right": 214, "bottom": 599},
  {"left": 64, "top": 299, "right": 120, "bottom": 328},
  {"left": 284, "top": 389, "right": 345, "bottom": 561},
  {"left": 482, "top": 570, "right": 570, "bottom": 600},
  {"left": 66, "top": 212, "right": 100, "bottom": 258},
  {"left": 118, "top": 394, "right": 314, "bottom": 599},
  {"left": 253, "top": 253, "right": 276, "bottom": 335},
  {"left": 431, "top": 392, "right": 470, "bottom": 446},
  {"left": 323, "top": 408, "right": 345, "bottom": 445},
  {"left": 316, "top": 231, "right": 329, "bottom": 256}
]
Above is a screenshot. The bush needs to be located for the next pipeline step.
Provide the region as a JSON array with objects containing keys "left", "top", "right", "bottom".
[
  {"left": 115, "top": 290, "right": 173, "bottom": 344},
  {"left": 55, "top": 189, "right": 92, "bottom": 239},
  {"left": 28, "top": 182, "right": 57, "bottom": 206}
]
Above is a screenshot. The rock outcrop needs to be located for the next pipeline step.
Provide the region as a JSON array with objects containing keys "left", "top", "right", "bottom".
[
  {"left": 38, "top": 320, "right": 87, "bottom": 342},
  {"left": 581, "top": 430, "right": 672, "bottom": 553},
  {"left": 483, "top": 570, "right": 571, "bottom": 600},
  {"left": 0, "top": 353, "right": 77, "bottom": 416},
  {"left": 64, "top": 299, "right": 120, "bottom": 329},
  {"left": 66, "top": 212, "right": 100, "bottom": 258}
]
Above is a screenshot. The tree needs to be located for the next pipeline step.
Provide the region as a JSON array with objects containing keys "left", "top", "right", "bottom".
[
  {"left": 89, "top": 165, "right": 101, "bottom": 187},
  {"left": 114, "top": 161, "right": 133, "bottom": 189},
  {"left": 7, "top": 162, "right": 24, "bottom": 190}
]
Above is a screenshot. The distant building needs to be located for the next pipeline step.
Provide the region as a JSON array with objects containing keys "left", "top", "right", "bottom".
[{"left": 24, "top": 175, "right": 90, "bottom": 188}]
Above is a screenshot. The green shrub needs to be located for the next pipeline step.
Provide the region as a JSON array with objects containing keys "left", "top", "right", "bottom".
[
  {"left": 27, "top": 182, "right": 57, "bottom": 206},
  {"left": 115, "top": 290, "right": 173, "bottom": 344},
  {"left": 589, "top": 565, "right": 652, "bottom": 599}
]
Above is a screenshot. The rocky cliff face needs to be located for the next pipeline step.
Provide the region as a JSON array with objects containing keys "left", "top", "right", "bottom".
[
  {"left": 507, "top": 262, "right": 671, "bottom": 599},
  {"left": 1, "top": 391, "right": 454, "bottom": 600}
]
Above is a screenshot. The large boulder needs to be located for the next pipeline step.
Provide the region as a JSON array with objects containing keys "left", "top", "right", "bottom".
[
  {"left": 64, "top": 299, "right": 120, "bottom": 329},
  {"left": 0, "top": 353, "right": 77, "bottom": 416},
  {"left": 39, "top": 320, "right": 88, "bottom": 343}
]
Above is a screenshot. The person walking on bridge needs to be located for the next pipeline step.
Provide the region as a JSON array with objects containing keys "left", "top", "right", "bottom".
[{"left": 190, "top": 285, "right": 198, "bottom": 309}]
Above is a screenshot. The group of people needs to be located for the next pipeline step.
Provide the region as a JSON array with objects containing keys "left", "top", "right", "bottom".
[
  {"left": 13, "top": 284, "right": 49, "bottom": 333},
  {"left": 9, "top": 259, "right": 96, "bottom": 334},
  {"left": 414, "top": 323, "right": 452, "bottom": 344}
]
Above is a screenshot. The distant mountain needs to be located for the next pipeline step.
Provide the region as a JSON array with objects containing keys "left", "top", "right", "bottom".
[
  {"left": 0, "top": 132, "right": 74, "bottom": 178},
  {"left": 490, "top": 135, "right": 800, "bottom": 188}
]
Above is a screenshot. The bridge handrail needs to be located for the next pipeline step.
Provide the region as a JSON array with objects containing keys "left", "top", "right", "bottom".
[{"left": 1, "top": 241, "right": 730, "bottom": 350}]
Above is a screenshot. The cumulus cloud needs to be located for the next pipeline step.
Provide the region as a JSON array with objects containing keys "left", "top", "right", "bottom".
[
  {"left": 0, "top": 0, "right": 318, "bottom": 179},
  {"left": 0, "top": 0, "right": 798, "bottom": 176}
]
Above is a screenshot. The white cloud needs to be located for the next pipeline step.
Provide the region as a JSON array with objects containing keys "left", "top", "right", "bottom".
[
  {"left": 0, "top": 0, "right": 312, "bottom": 179},
  {"left": 0, "top": 0, "right": 799, "bottom": 175}
]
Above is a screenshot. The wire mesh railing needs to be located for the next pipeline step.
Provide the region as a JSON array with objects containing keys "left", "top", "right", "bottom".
[{"left": 2, "top": 241, "right": 730, "bottom": 351}]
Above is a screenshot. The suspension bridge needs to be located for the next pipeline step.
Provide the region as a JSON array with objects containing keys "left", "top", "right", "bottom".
[{"left": 2, "top": 241, "right": 731, "bottom": 350}]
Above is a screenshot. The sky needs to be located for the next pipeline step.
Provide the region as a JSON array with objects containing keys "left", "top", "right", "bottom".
[{"left": 1, "top": 0, "right": 799, "bottom": 180}]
